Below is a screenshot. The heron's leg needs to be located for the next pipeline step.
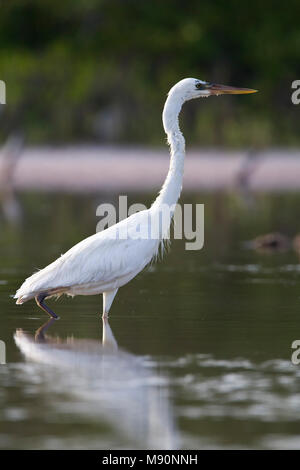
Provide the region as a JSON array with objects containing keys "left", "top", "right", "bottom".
[
  {"left": 35, "top": 293, "right": 59, "bottom": 319},
  {"left": 102, "top": 288, "right": 118, "bottom": 319}
]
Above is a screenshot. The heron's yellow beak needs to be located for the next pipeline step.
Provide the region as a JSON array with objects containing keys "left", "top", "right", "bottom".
[{"left": 209, "top": 83, "right": 258, "bottom": 95}]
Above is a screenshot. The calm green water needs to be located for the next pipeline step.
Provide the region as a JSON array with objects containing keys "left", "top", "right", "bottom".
[{"left": 1, "top": 191, "right": 300, "bottom": 449}]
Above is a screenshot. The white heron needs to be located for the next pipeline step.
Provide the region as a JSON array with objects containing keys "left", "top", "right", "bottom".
[{"left": 14, "top": 78, "right": 256, "bottom": 319}]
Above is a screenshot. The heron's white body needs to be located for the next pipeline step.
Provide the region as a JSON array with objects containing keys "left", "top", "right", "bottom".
[
  {"left": 15, "top": 79, "right": 194, "bottom": 314},
  {"left": 16, "top": 209, "right": 160, "bottom": 302},
  {"left": 15, "top": 78, "right": 256, "bottom": 316}
]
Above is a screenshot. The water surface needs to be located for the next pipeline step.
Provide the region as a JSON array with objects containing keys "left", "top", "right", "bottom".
[{"left": 1, "top": 191, "right": 300, "bottom": 449}]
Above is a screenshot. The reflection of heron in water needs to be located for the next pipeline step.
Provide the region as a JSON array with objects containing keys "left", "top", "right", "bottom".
[
  {"left": 0, "top": 133, "right": 23, "bottom": 224},
  {"left": 14, "top": 318, "right": 177, "bottom": 449},
  {"left": 33, "top": 317, "right": 118, "bottom": 350},
  {"left": 15, "top": 79, "right": 257, "bottom": 319}
]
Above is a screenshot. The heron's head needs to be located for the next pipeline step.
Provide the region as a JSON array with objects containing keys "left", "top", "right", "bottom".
[
  {"left": 163, "top": 78, "right": 257, "bottom": 134},
  {"left": 169, "top": 78, "right": 257, "bottom": 101}
]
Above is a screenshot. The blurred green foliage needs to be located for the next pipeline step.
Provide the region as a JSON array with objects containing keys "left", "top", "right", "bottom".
[{"left": 0, "top": 0, "right": 300, "bottom": 146}]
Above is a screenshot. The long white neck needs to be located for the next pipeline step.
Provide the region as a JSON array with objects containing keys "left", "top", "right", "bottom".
[{"left": 152, "top": 91, "right": 185, "bottom": 209}]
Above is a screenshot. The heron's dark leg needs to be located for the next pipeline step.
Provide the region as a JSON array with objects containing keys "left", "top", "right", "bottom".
[{"left": 35, "top": 293, "right": 59, "bottom": 319}]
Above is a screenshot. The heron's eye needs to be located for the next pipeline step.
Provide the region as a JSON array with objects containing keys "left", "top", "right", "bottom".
[{"left": 195, "top": 81, "right": 210, "bottom": 90}]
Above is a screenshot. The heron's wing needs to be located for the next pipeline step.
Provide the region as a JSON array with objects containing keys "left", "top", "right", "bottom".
[
  {"left": 57, "top": 224, "right": 158, "bottom": 286},
  {"left": 15, "top": 210, "right": 159, "bottom": 297}
]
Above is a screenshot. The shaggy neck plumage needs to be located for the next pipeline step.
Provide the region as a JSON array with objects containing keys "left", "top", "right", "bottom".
[{"left": 152, "top": 90, "right": 185, "bottom": 210}]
